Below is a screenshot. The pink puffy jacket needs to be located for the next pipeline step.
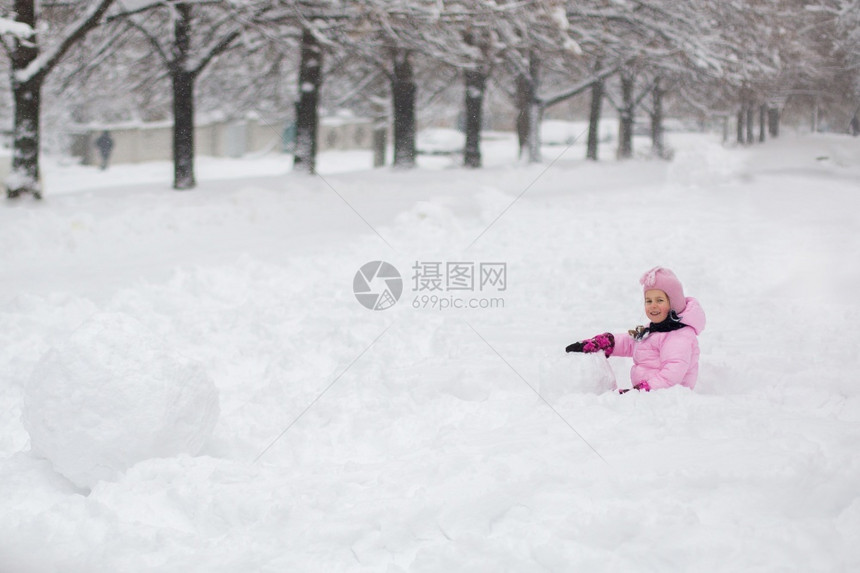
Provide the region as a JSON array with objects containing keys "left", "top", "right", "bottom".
[{"left": 612, "top": 297, "right": 706, "bottom": 390}]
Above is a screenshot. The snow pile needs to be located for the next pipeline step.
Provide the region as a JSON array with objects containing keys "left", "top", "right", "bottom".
[
  {"left": 416, "top": 128, "right": 465, "bottom": 155},
  {"left": 541, "top": 119, "right": 618, "bottom": 145},
  {"left": 539, "top": 352, "right": 617, "bottom": 398},
  {"left": 1, "top": 133, "right": 860, "bottom": 570},
  {"left": 666, "top": 132, "right": 744, "bottom": 187},
  {"left": 24, "top": 312, "right": 219, "bottom": 489}
]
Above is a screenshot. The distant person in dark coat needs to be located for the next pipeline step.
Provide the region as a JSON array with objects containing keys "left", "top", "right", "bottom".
[{"left": 95, "top": 131, "right": 114, "bottom": 170}]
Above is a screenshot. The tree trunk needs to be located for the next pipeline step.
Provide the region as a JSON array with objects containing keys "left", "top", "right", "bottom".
[
  {"left": 586, "top": 74, "right": 604, "bottom": 161},
  {"left": 812, "top": 95, "right": 820, "bottom": 133},
  {"left": 527, "top": 94, "right": 542, "bottom": 163},
  {"left": 617, "top": 71, "right": 634, "bottom": 159},
  {"left": 372, "top": 122, "right": 386, "bottom": 167},
  {"left": 293, "top": 28, "right": 322, "bottom": 174},
  {"left": 745, "top": 105, "right": 754, "bottom": 144},
  {"left": 650, "top": 78, "right": 665, "bottom": 159},
  {"left": 391, "top": 49, "right": 416, "bottom": 168},
  {"left": 9, "top": 79, "right": 42, "bottom": 198},
  {"left": 172, "top": 71, "right": 196, "bottom": 190},
  {"left": 515, "top": 51, "right": 541, "bottom": 163},
  {"left": 7, "top": 0, "right": 41, "bottom": 198},
  {"left": 371, "top": 97, "right": 387, "bottom": 167},
  {"left": 6, "top": 0, "right": 115, "bottom": 199},
  {"left": 172, "top": 4, "right": 195, "bottom": 190},
  {"left": 515, "top": 73, "right": 530, "bottom": 159},
  {"left": 759, "top": 104, "right": 767, "bottom": 142},
  {"left": 463, "top": 67, "right": 486, "bottom": 168},
  {"left": 768, "top": 106, "right": 780, "bottom": 138},
  {"left": 463, "top": 32, "right": 489, "bottom": 169}
]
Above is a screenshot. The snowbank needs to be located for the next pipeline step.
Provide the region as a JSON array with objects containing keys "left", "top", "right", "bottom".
[
  {"left": 541, "top": 119, "right": 618, "bottom": 145},
  {"left": 416, "top": 128, "right": 465, "bottom": 155}
]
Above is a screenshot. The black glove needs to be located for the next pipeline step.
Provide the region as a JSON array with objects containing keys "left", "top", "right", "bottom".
[{"left": 565, "top": 341, "right": 585, "bottom": 353}]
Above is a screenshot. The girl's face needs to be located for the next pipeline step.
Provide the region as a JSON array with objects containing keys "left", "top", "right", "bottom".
[{"left": 644, "top": 289, "right": 671, "bottom": 323}]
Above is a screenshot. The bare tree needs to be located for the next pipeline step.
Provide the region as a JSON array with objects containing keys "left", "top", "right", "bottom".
[
  {"left": 2, "top": 0, "right": 117, "bottom": 199},
  {"left": 118, "top": 1, "right": 271, "bottom": 189},
  {"left": 293, "top": 27, "right": 322, "bottom": 174},
  {"left": 462, "top": 27, "right": 492, "bottom": 168}
]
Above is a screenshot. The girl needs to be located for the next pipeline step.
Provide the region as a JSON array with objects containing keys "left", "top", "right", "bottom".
[{"left": 565, "top": 266, "right": 706, "bottom": 392}]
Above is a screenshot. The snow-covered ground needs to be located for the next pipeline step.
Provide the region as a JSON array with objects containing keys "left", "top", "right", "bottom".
[{"left": 1, "top": 130, "right": 859, "bottom": 571}]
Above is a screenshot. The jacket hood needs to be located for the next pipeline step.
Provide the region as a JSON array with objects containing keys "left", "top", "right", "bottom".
[{"left": 678, "top": 297, "right": 705, "bottom": 335}]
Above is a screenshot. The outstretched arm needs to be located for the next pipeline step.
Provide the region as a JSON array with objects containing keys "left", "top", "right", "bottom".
[
  {"left": 611, "top": 332, "right": 634, "bottom": 358},
  {"left": 565, "top": 333, "right": 614, "bottom": 357}
]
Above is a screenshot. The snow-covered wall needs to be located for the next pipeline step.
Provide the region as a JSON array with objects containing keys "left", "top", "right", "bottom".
[{"left": 69, "top": 115, "right": 375, "bottom": 166}]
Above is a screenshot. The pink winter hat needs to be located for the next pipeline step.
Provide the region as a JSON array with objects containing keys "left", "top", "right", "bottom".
[{"left": 640, "top": 266, "right": 686, "bottom": 314}]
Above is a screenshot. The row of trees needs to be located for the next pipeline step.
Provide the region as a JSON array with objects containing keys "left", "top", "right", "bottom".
[{"left": 1, "top": 1, "right": 858, "bottom": 198}]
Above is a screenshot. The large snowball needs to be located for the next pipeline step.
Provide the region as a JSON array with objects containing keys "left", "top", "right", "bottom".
[
  {"left": 539, "top": 352, "right": 617, "bottom": 399},
  {"left": 23, "top": 312, "right": 219, "bottom": 489}
]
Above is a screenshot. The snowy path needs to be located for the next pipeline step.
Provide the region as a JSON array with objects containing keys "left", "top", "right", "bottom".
[{"left": 1, "top": 132, "right": 859, "bottom": 571}]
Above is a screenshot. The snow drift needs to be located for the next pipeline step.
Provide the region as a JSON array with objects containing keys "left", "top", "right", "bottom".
[{"left": 1, "top": 131, "right": 859, "bottom": 571}]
